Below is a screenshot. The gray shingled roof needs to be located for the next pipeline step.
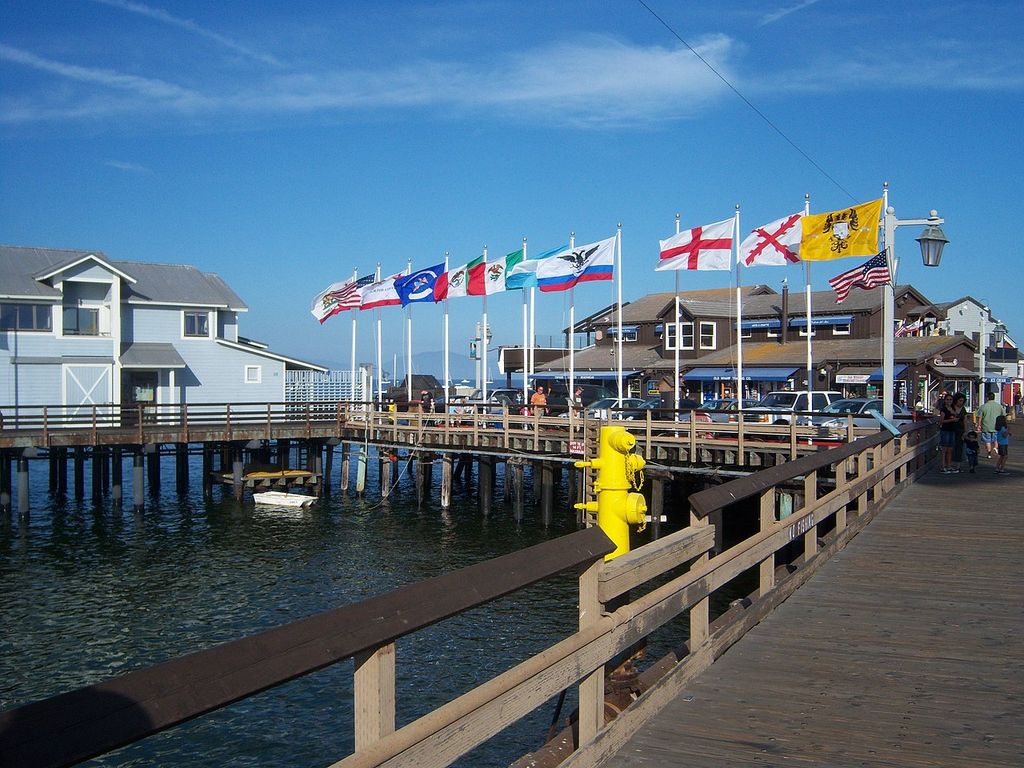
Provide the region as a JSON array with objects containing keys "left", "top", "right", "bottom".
[
  {"left": 690, "top": 335, "right": 970, "bottom": 367},
  {"left": 536, "top": 344, "right": 671, "bottom": 373},
  {"left": 0, "top": 245, "right": 247, "bottom": 309}
]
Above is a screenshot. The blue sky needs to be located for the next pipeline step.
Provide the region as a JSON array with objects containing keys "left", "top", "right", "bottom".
[{"left": 2, "top": 0, "right": 1022, "bottom": 373}]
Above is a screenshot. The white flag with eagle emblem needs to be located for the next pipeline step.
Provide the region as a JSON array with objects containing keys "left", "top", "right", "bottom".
[{"left": 535, "top": 235, "right": 616, "bottom": 292}]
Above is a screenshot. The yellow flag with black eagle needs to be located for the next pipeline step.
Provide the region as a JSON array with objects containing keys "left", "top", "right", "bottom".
[{"left": 800, "top": 197, "right": 883, "bottom": 260}]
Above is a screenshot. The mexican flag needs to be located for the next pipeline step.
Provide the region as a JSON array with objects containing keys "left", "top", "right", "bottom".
[{"left": 469, "top": 249, "right": 524, "bottom": 295}]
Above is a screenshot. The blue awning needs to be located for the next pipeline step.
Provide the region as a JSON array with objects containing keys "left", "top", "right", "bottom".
[
  {"left": 684, "top": 366, "right": 798, "bottom": 382},
  {"left": 534, "top": 371, "right": 641, "bottom": 381},
  {"left": 607, "top": 325, "right": 639, "bottom": 336},
  {"left": 654, "top": 324, "right": 664, "bottom": 333},
  {"left": 868, "top": 364, "right": 907, "bottom": 381},
  {"left": 789, "top": 315, "right": 853, "bottom": 328},
  {"left": 741, "top": 318, "right": 782, "bottom": 330}
]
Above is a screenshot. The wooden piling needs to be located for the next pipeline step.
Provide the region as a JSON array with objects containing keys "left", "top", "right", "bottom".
[
  {"left": 132, "top": 451, "right": 144, "bottom": 510},
  {"left": 56, "top": 447, "right": 67, "bottom": 496},
  {"left": 146, "top": 446, "right": 161, "bottom": 497},
  {"left": 324, "top": 444, "right": 335, "bottom": 493},
  {"left": 201, "top": 445, "right": 212, "bottom": 498},
  {"left": 441, "top": 454, "right": 453, "bottom": 509},
  {"left": 48, "top": 449, "right": 59, "bottom": 493},
  {"left": 650, "top": 477, "right": 664, "bottom": 540},
  {"left": 74, "top": 447, "right": 85, "bottom": 500},
  {"left": 511, "top": 460, "right": 524, "bottom": 522},
  {"left": 175, "top": 443, "right": 189, "bottom": 494},
  {"left": 540, "top": 461, "right": 554, "bottom": 527},
  {"left": 356, "top": 446, "right": 367, "bottom": 496},
  {"left": 91, "top": 447, "right": 103, "bottom": 500},
  {"left": 277, "top": 439, "right": 290, "bottom": 469},
  {"left": 479, "top": 455, "right": 493, "bottom": 516},
  {"left": 1, "top": 452, "right": 12, "bottom": 513},
  {"left": 532, "top": 460, "right": 542, "bottom": 501},
  {"left": 341, "top": 443, "right": 350, "bottom": 493},
  {"left": 232, "top": 447, "right": 244, "bottom": 501},
  {"left": 111, "top": 447, "right": 123, "bottom": 504},
  {"left": 17, "top": 456, "right": 29, "bottom": 516},
  {"left": 381, "top": 452, "right": 393, "bottom": 500},
  {"left": 416, "top": 453, "right": 429, "bottom": 508}
]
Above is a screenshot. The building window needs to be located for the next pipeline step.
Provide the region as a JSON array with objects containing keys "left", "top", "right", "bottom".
[
  {"left": 183, "top": 311, "right": 211, "bottom": 338},
  {"left": 798, "top": 325, "right": 816, "bottom": 337},
  {"left": 832, "top": 322, "right": 851, "bottom": 336},
  {"left": 0, "top": 303, "right": 52, "bottom": 331},
  {"left": 622, "top": 327, "right": 637, "bottom": 343},
  {"left": 62, "top": 306, "right": 100, "bottom": 336},
  {"left": 699, "top": 321, "right": 716, "bottom": 349},
  {"left": 244, "top": 365, "right": 262, "bottom": 384},
  {"left": 740, "top": 326, "right": 752, "bottom": 340},
  {"left": 665, "top": 322, "right": 694, "bottom": 351},
  {"left": 767, "top": 328, "right": 780, "bottom": 338}
]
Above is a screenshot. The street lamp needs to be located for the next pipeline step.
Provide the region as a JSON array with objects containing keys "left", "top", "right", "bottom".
[{"left": 882, "top": 193, "right": 949, "bottom": 420}]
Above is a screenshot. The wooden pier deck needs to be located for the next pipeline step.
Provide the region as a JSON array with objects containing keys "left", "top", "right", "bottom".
[{"left": 599, "top": 451, "right": 1024, "bottom": 766}]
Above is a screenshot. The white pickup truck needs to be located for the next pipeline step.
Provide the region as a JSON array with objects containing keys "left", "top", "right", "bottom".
[{"left": 747, "top": 390, "right": 844, "bottom": 424}]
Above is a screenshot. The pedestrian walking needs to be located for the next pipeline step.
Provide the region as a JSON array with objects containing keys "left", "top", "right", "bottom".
[
  {"left": 975, "top": 391, "right": 1004, "bottom": 459},
  {"left": 994, "top": 415, "right": 1011, "bottom": 474},
  {"left": 964, "top": 430, "right": 980, "bottom": 473},
  {"left": 939, "top": 392, "right": 967, "bottom": 474}
]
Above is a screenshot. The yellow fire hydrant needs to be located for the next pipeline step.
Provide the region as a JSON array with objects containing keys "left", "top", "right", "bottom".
[{"left": 575, "top": 426, "right": 647, "bottom": 560}]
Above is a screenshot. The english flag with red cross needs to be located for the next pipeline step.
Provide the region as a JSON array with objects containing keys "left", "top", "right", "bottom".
[
  {"left": 738, "top": 212, "right": 803, "bottom": 267},
  {"left": 655, "top": 217, "right": 734, "bottom": 271}
]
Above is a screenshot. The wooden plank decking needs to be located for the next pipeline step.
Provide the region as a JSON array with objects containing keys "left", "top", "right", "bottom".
[{"left": 603, "top": 450, "right": 1024, "bottom": 767}]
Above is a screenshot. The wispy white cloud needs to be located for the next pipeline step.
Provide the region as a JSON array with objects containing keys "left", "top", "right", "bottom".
[
  {"left": 759, "top": 0, "right": 823, "bottom": 26},
  {"left": 105, "top": 159, "right": 152, "bottom": 173},
  {"left": 1, "top": 31, "right": 1020, "bottom": 130},
  {"left": 91, "top": 0, "right": 283, "bottom": 67},
  {"left": 0, "top": 43, "right": 205, "bottom": 106}
]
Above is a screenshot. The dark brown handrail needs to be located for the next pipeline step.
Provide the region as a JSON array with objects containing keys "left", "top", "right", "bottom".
[
  {"left": 0, "top": 526, "right": 614, "bottom": 768},
  {"left": 689, "top": 418, "right": 936, "bottom": 519}
]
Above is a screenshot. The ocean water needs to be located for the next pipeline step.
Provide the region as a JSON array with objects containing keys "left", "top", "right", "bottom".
[{"left": 0, "top": 449, "right": 618, "bottom": 767}]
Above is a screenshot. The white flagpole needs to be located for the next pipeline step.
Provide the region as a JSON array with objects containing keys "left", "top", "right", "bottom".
[
  {"left": 734, "top": 206, "right": 744, "bottom": 411},
  {"left": 405, "top": 259, "right": 413, "bottom": 403},
  {"left": 616, "top": 223, "right": 624, "bottom": 406},
  {"left": 528, "top": 286, "right": 536, "bottom": 378},
  {"left": 375, "top": 263, "right": 382, "bottom": 405},
  {"left": 521, "top": 238, "right": 529, "bottom": 406},
  {"left": 350, "top": 267, "right": 358, "bottom": 402},
  {"left": 482, "top": 246, "right": 489, "bottom": 404},
  {"left": 568, "top": 232, "right": 576, "bottom": 407},
  {"left": 443, "top": 251, "right": 450, "bottom": 407},
  {"left": 674, "top": 213, "right": 681, "bottom": 416},
  {"left": 804, "top": 193, "right": 813, "bottom": 410}
]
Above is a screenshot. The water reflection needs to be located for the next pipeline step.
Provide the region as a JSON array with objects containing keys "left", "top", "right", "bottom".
[{"left": 1, "top": 452, "right": 591, "bottom": 767}]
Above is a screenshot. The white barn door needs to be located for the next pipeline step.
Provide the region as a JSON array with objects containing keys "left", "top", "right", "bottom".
[{"left": 63, "top": 364, "right": 112, "bottom": 416}]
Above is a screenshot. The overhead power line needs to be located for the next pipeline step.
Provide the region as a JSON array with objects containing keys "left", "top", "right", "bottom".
[{"left": 636, "top": 0, "right": 857, "bottom": 203}]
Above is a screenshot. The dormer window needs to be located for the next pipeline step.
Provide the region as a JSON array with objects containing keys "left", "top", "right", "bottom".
[{"left": 183, "top": 311, "right": 211, "bottom": 338}]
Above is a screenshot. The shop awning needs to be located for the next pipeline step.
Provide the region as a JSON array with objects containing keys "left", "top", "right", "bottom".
[
  {"left": 835, "top": 364, "right": 907, "bottom": 384},
  {"left": 928, "top": 365, "right": 978, "bottom": 379},
  {"left": 684, "top": 366, "right": 798, "bottom": 382},
  {"left": 534, "top": 371, "right": 641, "bottom": 381},
  {"left": 740, "top": 318, "right": 782, "bottom": 330},
  {"left": 606, "top": 325, "right": 639, "bottom": 336},
  {"left": 789, "top": 314, "right": 853, "bottom": 328}
]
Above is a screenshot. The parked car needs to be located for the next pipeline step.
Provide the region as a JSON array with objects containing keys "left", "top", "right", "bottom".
[
  {"left": 746, "top": 390, "right": 844, "bottom": 424},
  {"left": 465, "top": 388, "right": 525, "bottom": 413},
  {"left": 813, "top": 398, "right": 912, "bottom": 435},
  {"left": 703, "top": 398, "right": 760, "bottom": 423},
  {"left": 584, "top": 397, "right": 648, "bottom": 420}
]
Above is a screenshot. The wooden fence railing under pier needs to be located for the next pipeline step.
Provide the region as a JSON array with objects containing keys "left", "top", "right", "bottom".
[
  {"left": 0, "top": 419, "right": 938, "bottom": 768},
  {"left": 0, "top": 401, "right": 895, "bottom": 468}
]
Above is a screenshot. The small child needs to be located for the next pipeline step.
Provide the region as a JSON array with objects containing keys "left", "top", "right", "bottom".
[
  {"left": 994, "top": 415, "right": 1011, "bottom": 474},
  {"left": 963, "top": 430, "right": 980, "bottom": 473}
]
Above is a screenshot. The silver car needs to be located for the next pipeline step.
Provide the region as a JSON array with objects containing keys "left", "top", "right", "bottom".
[{"left": 814, "top": 398, "right": 911, "bottom": 434}]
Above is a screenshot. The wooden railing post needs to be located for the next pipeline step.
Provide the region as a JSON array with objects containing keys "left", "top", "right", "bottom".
[
  {"left": 736, "top": 412, "right": 745, "bottom": 465},
  {"left": 225, "top": 404, "right": 232, "bottom": 442},
  {"left": 803, "top": 469, "right": 818, "bottom": 557},
  {"left": 353, "top": 642, "right": 397, "bottom": 749},
  {"left": 577, "top": 559, "right": 604, "bottom": 745},
  {"left": 689, "top": 508, "right": 711, "bottom": 650},
  {"left": 42, "top": 406, "right": 49, "bottom": 446},
  {"left": 137, "top": 404, "right": 145, "bottom": 444},
  {"left": 759, "top": 488, "right": 775, "bottom": 596},
  {"left": 503, "top": 406, "right": 509, "bottom": 449}
]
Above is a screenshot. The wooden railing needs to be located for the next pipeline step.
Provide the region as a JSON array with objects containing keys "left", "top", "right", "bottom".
[
  {"left": 0, "top": 419, "right": 937, "bottom": 768},
  {"left": 0, "top": 400, "right": 897, "bottom": 459}
]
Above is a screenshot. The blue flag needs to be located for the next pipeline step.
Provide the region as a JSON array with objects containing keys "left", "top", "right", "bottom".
[
  {"left": 394, "top": 263, "right": 444, "bottom": 305},
  {"left": 505, "top": 244, "right": 567, "bottom": 290}
]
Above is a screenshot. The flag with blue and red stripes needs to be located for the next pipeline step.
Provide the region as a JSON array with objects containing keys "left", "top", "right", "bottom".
[{"left": 828, "top": 252, "right": 890, "bottom": 304}]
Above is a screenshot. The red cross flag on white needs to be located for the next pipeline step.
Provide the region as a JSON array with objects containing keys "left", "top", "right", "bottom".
[
  {"left": 655, "top": 217, "right": 734, "bottom": 271},
  {"left": 738, "top": 212, "right": 803, "bottom": 267}
]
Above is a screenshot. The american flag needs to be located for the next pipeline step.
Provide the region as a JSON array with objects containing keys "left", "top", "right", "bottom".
[
  {"left": 828, "top": 252, "right": 890, "bottom": 304},
  {"left": 311, "top": 273, "right": 375, "bottom": 324}
]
